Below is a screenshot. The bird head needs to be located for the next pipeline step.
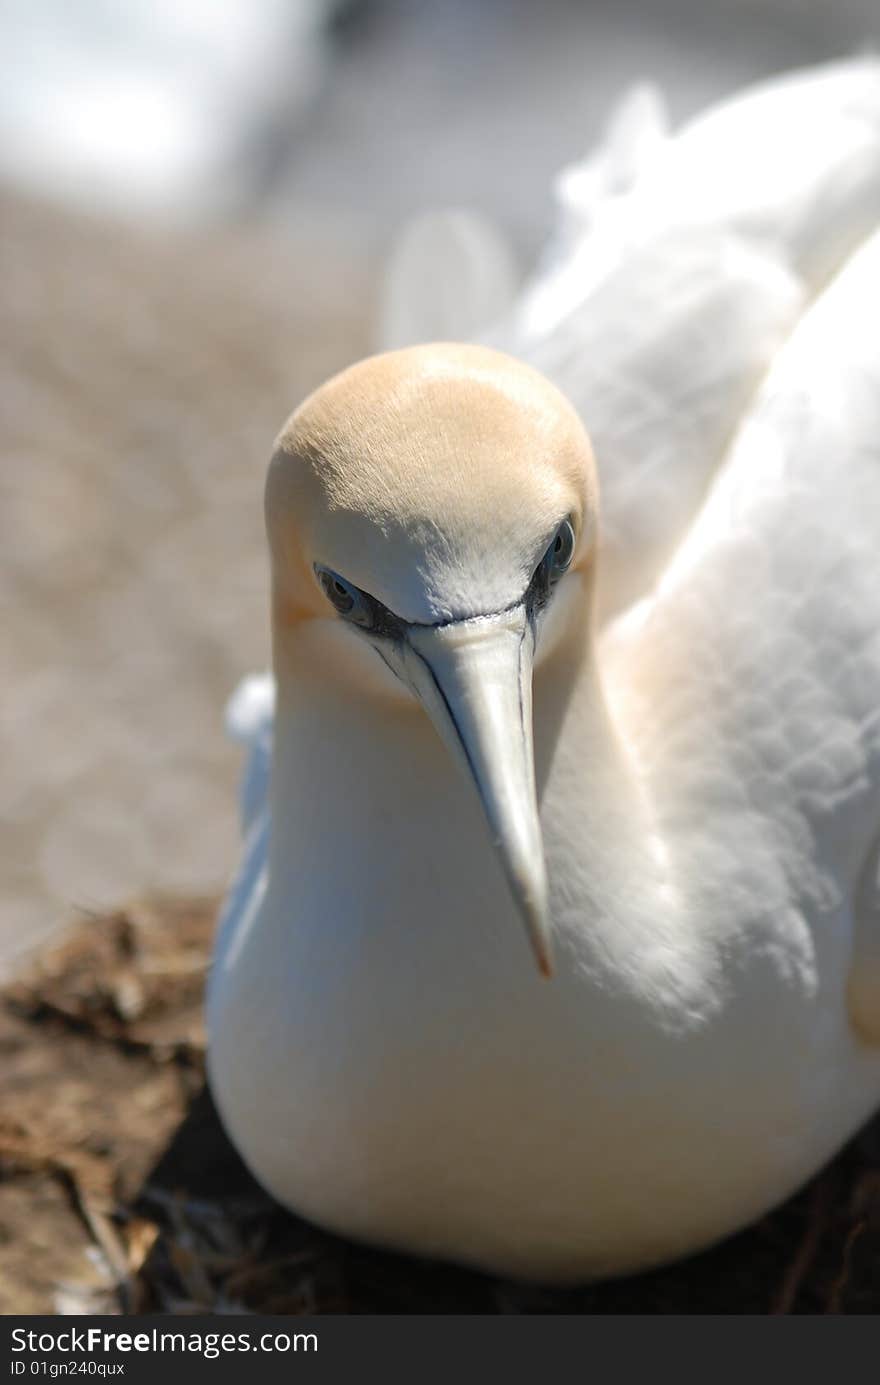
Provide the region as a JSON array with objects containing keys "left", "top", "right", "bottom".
[{"left": 266, "top": 342, "right": 598, "bottom": 976}]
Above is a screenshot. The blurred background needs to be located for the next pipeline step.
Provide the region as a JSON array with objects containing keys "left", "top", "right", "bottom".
[{"left": 3, "top": 0, "right": 880, "bottom": 971}]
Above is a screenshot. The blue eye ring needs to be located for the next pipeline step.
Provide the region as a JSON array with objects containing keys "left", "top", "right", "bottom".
[
  {"left": 314, "top": 566, "right": 375, "bottom": 628},
  {"left": 314, "top": 565, "right": 410, "bottom": 641},
  {"left": 545, "top": 517, "right": 576, "bottom": 582}
]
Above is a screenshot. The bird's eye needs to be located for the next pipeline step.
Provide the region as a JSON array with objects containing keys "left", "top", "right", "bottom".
[
  {"left": 545, "top": 518, "right": 575, "bottom": 582},
  {"left": 314, "top": 566, "right": 376, "bottom": 628}
]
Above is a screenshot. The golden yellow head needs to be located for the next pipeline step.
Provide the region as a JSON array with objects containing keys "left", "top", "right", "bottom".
[{"left": 266, "top": 341, "right": 597, "bottom": 630}]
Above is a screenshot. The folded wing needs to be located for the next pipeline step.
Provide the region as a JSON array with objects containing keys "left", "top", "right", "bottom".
[{"left": 610, "top": 227, "right": 880, "bottom": 1040}]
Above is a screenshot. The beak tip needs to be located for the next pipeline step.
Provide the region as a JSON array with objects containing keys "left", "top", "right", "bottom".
[
  {"left": 537, "top": 951, "right": 555, "bottom": 980},
  {"left": 526, "top": 902, "right": 555, "bottom": 980}
]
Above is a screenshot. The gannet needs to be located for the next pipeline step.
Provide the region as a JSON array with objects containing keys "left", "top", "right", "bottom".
[{"left": 208, "top": 61, "right": 880, "bottom": 1282}]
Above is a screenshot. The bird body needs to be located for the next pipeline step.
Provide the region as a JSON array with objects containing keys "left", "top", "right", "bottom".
[{"left": 209, "top": 60, "right": 880, "bottom": 1282}]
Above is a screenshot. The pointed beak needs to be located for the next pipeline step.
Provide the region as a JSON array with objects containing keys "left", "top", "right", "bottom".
[{"left": 398, "top": 605, "right": 553, "bottom": 977}]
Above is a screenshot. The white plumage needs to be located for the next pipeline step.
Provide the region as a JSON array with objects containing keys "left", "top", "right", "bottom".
[{"left": 208, "top": 59, "right": 880, "bottom": 1281}]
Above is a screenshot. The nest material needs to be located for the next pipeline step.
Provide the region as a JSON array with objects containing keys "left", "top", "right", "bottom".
[{"left": 1, "top": 899, "right": 878, "bottom": 1314}]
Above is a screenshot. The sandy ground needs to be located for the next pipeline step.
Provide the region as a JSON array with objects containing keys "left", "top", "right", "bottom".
[{"left": 0, "top": 190, "right": 373, "bottom": 969}]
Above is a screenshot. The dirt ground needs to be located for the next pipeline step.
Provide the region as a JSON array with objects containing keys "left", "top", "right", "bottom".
[{"left": 1, "top": 899, "right": 877, "bottom": 1315}]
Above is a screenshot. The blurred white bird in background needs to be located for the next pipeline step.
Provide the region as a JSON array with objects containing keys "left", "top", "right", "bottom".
[
  {"left": 209, "top": 59, "right": 880, "bottom": 1282},
  {"left": 0, "top": 0, "right": 336, "bottom": 219}
]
